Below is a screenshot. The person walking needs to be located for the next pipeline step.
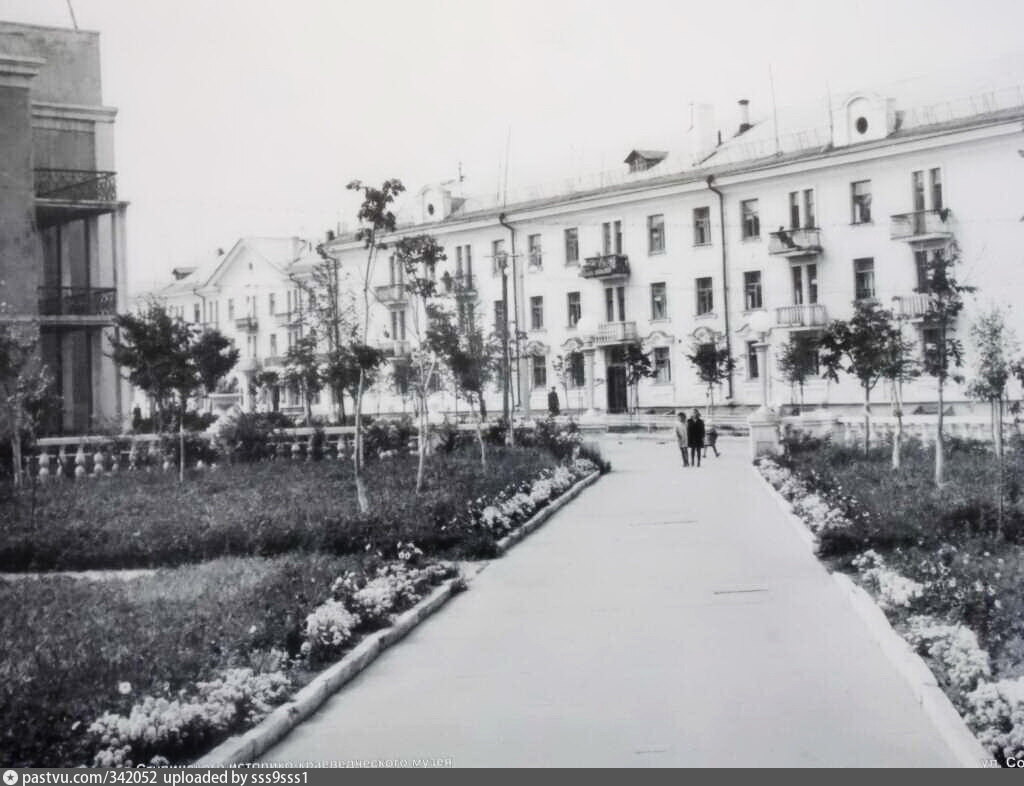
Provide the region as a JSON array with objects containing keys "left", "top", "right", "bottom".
[
  {"left": 704, "top": 422, "right": 720, "bottom": 458},
  {"left": 674, "top": 411, "right": 690, "bottom": 467},
  {"left": 548, "top": 386, "right": 560, "bottom": 417},
  {"left": 687, "top": 409, "right": 705, "bottom": 467}
]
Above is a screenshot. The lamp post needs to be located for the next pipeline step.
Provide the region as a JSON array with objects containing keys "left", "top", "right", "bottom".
[{"left": 747, "top": 309, "right": 781, "bottom": 458}]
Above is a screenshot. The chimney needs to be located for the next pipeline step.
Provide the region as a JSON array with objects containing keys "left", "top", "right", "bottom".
[
  {"left": 688, "top": 102, "right": 718, "bottom": 166},
  {"left": 738, "top": 99, "right": 751, "bottom": 134},
  {"left": 325, "top": 229, "right": 336, "bottom": 242}
]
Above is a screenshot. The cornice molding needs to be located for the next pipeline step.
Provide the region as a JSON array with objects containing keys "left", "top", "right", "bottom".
[
  {"left": 0, "top": 54, "right": 43, "bottom": 89},
  {"left": 31, "top": 101, "right": 118, "bottom": 123}
]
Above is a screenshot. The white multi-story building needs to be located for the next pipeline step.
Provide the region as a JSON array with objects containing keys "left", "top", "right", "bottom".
[{"left": 321, "top": 79, "right": 1024, "bottom": 420}]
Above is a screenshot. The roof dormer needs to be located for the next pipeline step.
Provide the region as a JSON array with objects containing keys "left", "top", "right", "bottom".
[
  {"left": 833, "top": 93, "right": 897, "bottom": 147},
  {"left": 624, "top": 149, "right": 668, "bottom": 173}
]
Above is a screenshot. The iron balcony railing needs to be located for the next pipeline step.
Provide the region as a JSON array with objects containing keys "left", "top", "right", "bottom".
[
  {"left": 768, "top": 227, "right": 822, "bottom": 256},
  {"left": 775, "top": 303, "right": 828, "bottom": 328},
  {"left": 235, "top": 316, "right": 258, "bottom": 331},
  {"left": 375, "top": 283, "right": 408, "bottom": 304},
  {"left": 453, "top": 272, "right": 476, "bottom": 295},
  {"left": 892, "top": 293, "right": 935, "bottom": 319},
  {"left": 38, "top": 286, "right": 117, "bottom": 316},
  {"left": 889, "top": 209, "right": 953, "bottom": 241},
  {"left": 580, "top": 254, "right": 630, "bottom": 279},
  {"left": 595, "top": 320, "right": 638, "bottom": 345},
  {"left": 35, "top": 169, "right": 117, "bottom": 201}
]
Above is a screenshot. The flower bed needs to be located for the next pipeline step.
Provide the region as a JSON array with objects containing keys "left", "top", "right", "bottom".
[{"left": 756, "top": 443, "right": 1024, "bottom": 765}]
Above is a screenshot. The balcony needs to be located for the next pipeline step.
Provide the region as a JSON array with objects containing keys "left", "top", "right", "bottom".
[
  {"left": 34, "top": 169, "right": 119, "bottom": 229},
  {"left": 889, "top": 209, "right": 953, "bottom": 243},
  {"left": 580, "top": 254, "right": 630, "bottom": 280},
  {"left": 235, "top": 316, "right": 258, "bottom": 332},
  {"left": 237, "top": 356, "right": 259, "bottom": 373},
  {"left": 274, "top": 310, "right": 298, "bottom": 326},
  {"left": 775, "top": 303, "right": 828, "bottom": 328},
  {"left": 595, "top": 320, "right": 638, "bottom": 346},
  {"left": 374, "top": 283, "right": 408, "bottom": 305},
  {"left": 892, "top": 293, "right": 935, "bottom": 319},
  {"left": 383, "top": 339, "right": 411, "bottom": 357},
  {"left": 265, "top": 355, "right": 286, "bottom": 368},
  {"left": 452, "top": 273, "right": 476, "bottom": 298},
  {"left": 37, "top": 286, "right": 116, "bottom": 318},
  {"left": 768, "top": 227, "right": 822, "bottom": 257}
]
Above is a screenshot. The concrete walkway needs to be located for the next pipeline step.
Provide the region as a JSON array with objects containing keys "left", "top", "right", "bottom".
[{"left": 262, "top": 437, "right": 963, "bottom": 767}]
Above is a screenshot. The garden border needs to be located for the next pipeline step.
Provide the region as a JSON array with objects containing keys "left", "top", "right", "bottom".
[
  {"left": 192, "top": 468, "right": 603, "bottom": 766},
  {"left": 750, "top": 464, "right": 990, "bottom": 769}
]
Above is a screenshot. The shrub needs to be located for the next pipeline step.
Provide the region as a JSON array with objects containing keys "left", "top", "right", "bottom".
[{"left": 215, "top": 411, "right": 291, "bottom": 462}]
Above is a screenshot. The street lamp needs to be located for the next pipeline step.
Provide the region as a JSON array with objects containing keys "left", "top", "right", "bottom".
[{"left": 748, "top": 309, "right": 773, "bottom": 415}]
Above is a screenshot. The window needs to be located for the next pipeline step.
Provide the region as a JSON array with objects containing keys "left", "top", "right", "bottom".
[
  {"left": 789, "top": 189, "right": 816, "bottom": 228},
  {"left": 531, "top": 355, "right": 547, "bottom": 389},
  {"left": 647, "top": 214, "right": 665, "bottom": 254},
  {"left": 654, "top": 347, "right": 671, "bottom": 383},
  {"left": 567, "top": 291, "right": 581, "bottom": 327},
  {"left": 851, "top": 180, "right": 872, "bottom": 223},
  {"left": 602, "top": 221, "right": 622, "bottom": 255},
  {"left": 744, "top": 271, "right": 762, "bottom": 310},
  {"left": 696, "top": 277, "right": 714, "bottom": 315},
  {"left": 569, "top": 352, "right": 585, "bottom": 387},
  {"left": 228, "top": 299, "right": 235, "bottom": 320},
  {"left": 792, "top": 263, "right": 818, "bottom": 305},
  {"left": 650, "top": 282, "right": 668, "bottom": 320},
  {"left": 390, "top": 309, "right": 407, "bottom": 341},
  {"left": 268, "top": 334, "right": 277, "bottom": 357},
  {"left": 193, "top": 303, "right": 201, "bottom": 323},
  {"left": 454, "top": 244, "right": 473, "bottom": 287},
  {"left": 491, "top": 239, "right": 506, "bottom": 275},
  {"left": 530, "top": 295, "right": 544, "bottom": 330},
  {"left": 922, "top": 326, "right": 942, "bottom": 365},
  {"left": 564, "top": 228, "right": 579, "bottom": 264},
  {"left": 741, "top": 199, "right": 760, "bottom": 239},
  {"left": 528, "top": 233, "right": 543, "bottom": 269},
  {"left": 693, "top": 207, "right": 711, "bottom": 245},
  {"left": 389, "top": 254, "right": 404, "bottom": 285},
  {"left": 605, "top": 286, "right": 626, "bottom": 322},
  {"left": 493, "top": 299, "right": 506, "bottom": 334},
  {"left": 854, "top": 258, "right": 875, "bottom": 301},
  {"left": 804, "top": 189, "right": 816, "bottom": 228},
  {"left": 246, "top": 334, "right": 256, "bottom": 358},
  {"left": 789, "top": 192, "right": 800, "bottom": 230},
  {"left": 269, "top": 293, "right": 276, "bottom": 315},
  {"left": 930, "top": 168, "right": 943, "bottom": 211},
  {"left": 747, "top": 341, "right": 759, "bottom": 379}
]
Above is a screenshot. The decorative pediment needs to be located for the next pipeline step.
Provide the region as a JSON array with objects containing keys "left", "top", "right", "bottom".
[
  {"left": 641, "top": 330, "right": 675, "bottom": 350},
  {"left": 559, "top": 337, "right": 585, "bottom": 353},
  {"left": 524, "top": 340, "right": 549, "bottom": 356},
  {"left": 692, "top": 326, "right": 718, "bottom": 345}
]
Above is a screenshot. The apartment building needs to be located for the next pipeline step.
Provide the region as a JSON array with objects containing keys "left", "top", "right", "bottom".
[
  {"left": 322, "top": 79, "right": 1024, "bottom": 418},
  {"left": 0, "top": 22, "right": 129, "bottom": 433}
]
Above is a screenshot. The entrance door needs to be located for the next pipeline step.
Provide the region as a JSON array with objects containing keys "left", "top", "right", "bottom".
[{"left": 607, "top": 365, "right": 628, "bottom": 413}]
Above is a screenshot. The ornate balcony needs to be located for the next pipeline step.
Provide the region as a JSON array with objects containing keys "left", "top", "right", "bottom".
[
  {"left": 580, "top": 254, "right": 630, "bottom": 280},
  {"left": 775, "top": 303, "right": 828, "bottom": 328},
  {"left": 37, "top": 286, "right": 116, "bottom": 317},
  {"left": 594, "top": 320, "right": 638, "bottom": 346},
  {"left": 35, "top": 168, "right": 117, "bottom": 201},
  {"left": 375, "top": 283, "right": 408, "bottom": 305},
  {"left": 889, "top": 209, "right": 953, "bottom": 243},
  {"left": 768, "top": 227, "right": 822, "bottom": 257},
  {"left": 452, "top": 273, "right": 476, "bottom": 298},
  {"left": 235, "top": 316, "right": 258, "bottom": 332},
  {"left": 892, "top": 293, "right": 935, "bottom": 319}
]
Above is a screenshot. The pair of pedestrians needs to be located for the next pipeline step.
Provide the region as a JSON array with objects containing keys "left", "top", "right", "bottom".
[{"left": 674, "top": 410, "right": 715, "bottom": 468}]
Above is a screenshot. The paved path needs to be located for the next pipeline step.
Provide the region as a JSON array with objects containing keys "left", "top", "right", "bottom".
[{"left": 262, "top": 437, "right": 963, "bottom": 767}]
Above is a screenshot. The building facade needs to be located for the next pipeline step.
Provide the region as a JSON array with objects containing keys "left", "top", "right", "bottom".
[
  {"left": 321, "top": 83, "right": 1024, "bottom": 420},
  {"left": 0, "top": 22, "right": 129, "bottom": 433}
]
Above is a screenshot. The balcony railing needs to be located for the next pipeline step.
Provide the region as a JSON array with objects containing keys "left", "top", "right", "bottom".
[
  {"left": 768, "top": 227, "right": 822, "bottom": 257},
  {"left": 375, "top": 283, "right": 408, "bottom": 304},
  {"left": 580, "top": 254, "right": 630, "bottom": 279},
  {"left": 453, "top": 273, "right": 476, "bottom": 296},
  {"left": 237, "top": 356, "right": 259, "bottom": 372},
  {"left": 35, "top": 169, "right": 117, "bottom": 201},
  {"left": 890, "top": 209, "right": 953, "bottom": 242},
  {"left": 274, "top": 310, "right": 297, "bottom": 326},
  {"left": 595, "top": 320, "right": 638, "bottom": 345},
  {"left": 892, "top": 293, "right": 935, "bottom": 319},
  {"left": 384, "top": 339, "right": 411, "bottom": 357},
  {"left": 235, "top": 316, "right": 258, "bottom": 331},
  {"left": 38, "top": 286, "right": 117, "bottom": 316},
  {"left": 265, "top": 355, "right": 286, "bottom": 368},
  {"left": 775, "top": 303, "right": 828, "bottom": 328}
]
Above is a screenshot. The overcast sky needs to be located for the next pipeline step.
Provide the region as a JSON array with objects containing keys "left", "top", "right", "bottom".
[{"left": 4, "top": 0, "right": 1024, "bottom": 293}]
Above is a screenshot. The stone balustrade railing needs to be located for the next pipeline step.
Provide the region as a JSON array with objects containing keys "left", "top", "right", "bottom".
[{"left": 780, "top": 413, "right": 1019, "bottom": 447}]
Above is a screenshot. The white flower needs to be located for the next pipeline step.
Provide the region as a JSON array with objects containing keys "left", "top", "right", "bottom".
[{"left": 117, "top": 682, "right": 132, "bottom": 696}]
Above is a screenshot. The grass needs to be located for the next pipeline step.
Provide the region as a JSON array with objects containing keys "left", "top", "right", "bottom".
[{"left": 0, "top": 446, "right": 557, "bottom": 570}]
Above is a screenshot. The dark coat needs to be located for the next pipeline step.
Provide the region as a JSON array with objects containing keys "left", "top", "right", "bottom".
[
  {"left": 687, "top": 416, "right": 705, "bottom": 448},
  {"left": 547, "top": 390, "right": 560, "bottom": 415}
]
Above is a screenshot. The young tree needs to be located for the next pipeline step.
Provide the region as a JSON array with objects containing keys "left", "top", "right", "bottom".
[
  {"left": 347, "top": 178, "right": 405, "bottom": 512},
  {"left": 550, "top": 354, "right": 572, "bottom": 416},
  {"left": 686, "top": 335, "right": 735, "bottom": 421},
  {"left": 623, "top": 342, "right": 655, "bottom": 417},
  {"left": 966, "top": 307, "right": 1016, "bottom": 460},
  {"left": 282, "top": 333, "right": 323, "bottom": 425},
  {"left": 776, "top": 334, "right": 818, "bottom": 411},
  {"left": 110, "top": 306, "right": 238, "bottom": 481},
  {"left": 0, "top": 322, "right": 54, "bottom": 487},
  {"left": 880, "top": 320, "right": 919, "bottom": 470},
  {"left": 918, "top": 244, "right": 975, "bottom": 486},
  {"left": 394, "top": 233, "right": 446, "bottom": 493},
  {"left": 818, "top": 299, "right": 901, "bottom": 456},
  {"left": 428, "top": 302, "right": 501, "bottom": 469}
]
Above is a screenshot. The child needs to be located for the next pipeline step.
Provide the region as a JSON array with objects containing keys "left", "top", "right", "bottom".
[{"left": 705, "top": 423, "right": 720, "bottom": 457}]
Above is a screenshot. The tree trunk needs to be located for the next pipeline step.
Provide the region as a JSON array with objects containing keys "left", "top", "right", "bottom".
[
  {"left": 863, "top": 386, "right": 871, "bottom": 457},
  {"left": 11, "top": 435, "right": 22, "bottom": 489},
  {"left": 892, "top": 382, "right": 903, "bottom": 471},
  {"left": 337, "top": 388, "right": 346, "bottom": 426},
  {"left": 178, "top": 400, "right": 186, "bottom": 483},
  {"left": 994, "top": 398, "right": 1004, "bottom": 461},
  {"left": 935, "top": 379, "right": 945, "bottom": 487},
  {"left": 475, "top": 401, "right": 487, "bottom": 471},
  {"left": 354, "top": 367, "right": 368, "bottom": 513},
  {"left": 416, "top": 396, "right": 426, "bottom": 493}
]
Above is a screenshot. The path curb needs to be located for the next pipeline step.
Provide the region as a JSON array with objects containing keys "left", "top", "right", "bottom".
[
  {"left": 194, "top": 469, "right": 603, "bottom": 765},
  {"left": 750, "top": 464, "right": 988, "bottom": 769},
  {"left": 494, "top": 470, "right": 600, "bottom": 554}
]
